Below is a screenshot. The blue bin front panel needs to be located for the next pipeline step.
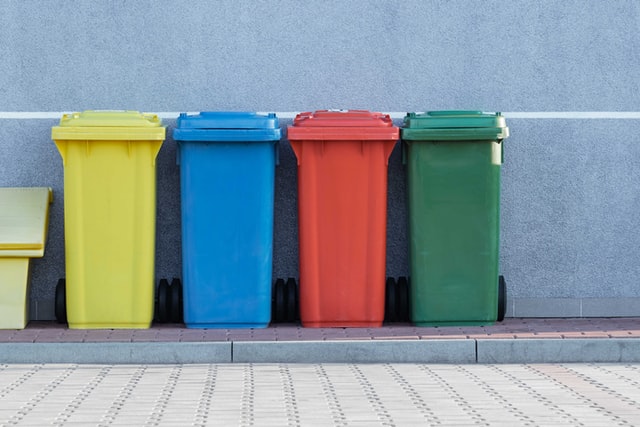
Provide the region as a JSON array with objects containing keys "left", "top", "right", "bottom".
[{"left": 179, "top": 141, "right": 276, "bottom": 328}]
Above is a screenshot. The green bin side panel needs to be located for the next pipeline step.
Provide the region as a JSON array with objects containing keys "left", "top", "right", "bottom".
[{"left": 407, "top": 140, "right": 501, "bottom": 326}]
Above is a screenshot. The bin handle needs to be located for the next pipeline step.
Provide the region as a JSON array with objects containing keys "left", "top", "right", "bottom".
[
  {"left": 384, "top": 139, "right": 397, "bottom": 165},
  {"left": 290, "top": 140, "right": 301, "bottom": 166}
]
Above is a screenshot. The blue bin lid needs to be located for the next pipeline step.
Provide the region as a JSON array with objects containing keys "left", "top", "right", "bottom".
[{"left": 173, "top": 112, "right": 281, "bottom": 142}]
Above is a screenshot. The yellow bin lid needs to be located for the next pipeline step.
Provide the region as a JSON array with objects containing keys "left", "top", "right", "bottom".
[
  {"left": 0, "top": 187, "right": 53, "bottom": 257},
  {"left": 51, "top": 110, "right": 165, "bottom": 141}
]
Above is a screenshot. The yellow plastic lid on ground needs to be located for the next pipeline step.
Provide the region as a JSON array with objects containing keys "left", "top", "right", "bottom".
[
  {"left": 0, "top": 187, "right": 53, "bottom": 257},
  {"left": 1, "top": 187, "right": 53, "bottom": 329}
]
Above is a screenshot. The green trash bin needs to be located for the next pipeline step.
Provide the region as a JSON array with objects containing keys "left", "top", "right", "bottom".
[{"left": 401, "top": 111, "right": 509, "bottom": 326}]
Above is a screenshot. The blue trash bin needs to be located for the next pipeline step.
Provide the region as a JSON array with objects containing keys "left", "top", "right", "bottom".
[{"left": 173, "top": 112, "right": 281, "bottom": 328}]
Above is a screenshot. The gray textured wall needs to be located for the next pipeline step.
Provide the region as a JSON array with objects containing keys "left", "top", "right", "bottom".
[{"left": 1, "top": 0, "right": 639, "bottom": 319}]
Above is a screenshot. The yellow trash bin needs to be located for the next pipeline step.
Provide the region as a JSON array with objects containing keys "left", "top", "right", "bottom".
[
  {"left": 52, "top": 111, "right": 165, "bottom": 329},
  {"left": 0, "top": 187, "right": 53, "bottom": 329}
]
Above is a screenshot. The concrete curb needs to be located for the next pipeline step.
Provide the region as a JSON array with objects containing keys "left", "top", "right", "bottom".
[
  {"left": 232, "top": 340, "right": 475, "bottom": 364},
  {"left": 0, "top": 342, "right": 232, "bottom": 364},
  {"left": 2, "top": 339, "right": 640, "bottom": 364},
  {"left": 477, "top": 339, "right": 640, "bottom": 364}
]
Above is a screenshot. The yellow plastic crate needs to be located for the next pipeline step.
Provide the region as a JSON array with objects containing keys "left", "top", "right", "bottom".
[
  {"left": 52, "top": 111, "right": 165, "bottom": 329},
  {"left": 0, "top": 187, "right": 53, "bottom": 329}
]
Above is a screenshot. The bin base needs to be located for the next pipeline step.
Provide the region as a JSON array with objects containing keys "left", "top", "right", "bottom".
[
  {"left": 186, "top": 322, "right": 269, "bottom": 329},
  {"left": 0, "top": 258, "right": 30, "bottom": 329},
  {"left": 302, "top": 321, "right": 383, "bottom": 328},
  {"left": 413, "top": 320, "right": 496, "bottom": 327},
  {"left": 67, "top": 322, "right": 152, "bottom": 330}
]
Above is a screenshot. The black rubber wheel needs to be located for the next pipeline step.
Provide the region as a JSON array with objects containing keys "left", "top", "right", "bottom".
[
  {"left": 396, "top": 276, "right": 410, "bottom": 323},
  {"left": 272, "top": 278, "right": 286, "bottom": 323},
  {"left": 156, "top": 279, "right": 170, "bottom": 323},
  {"left": 385, "top": 277, "right": 397, "bottom": 323},
  {"left": 170, "top": 278, "right": 183, "bottom": 323},
  {"left": 497, "top": 275, "right": 506, "bottom": 322},
  {"left": 55, "top": 278, "right": 67, "bottom": 324},
  {"left": 285, "top": 278, "right": 298, "bottom": 323}
]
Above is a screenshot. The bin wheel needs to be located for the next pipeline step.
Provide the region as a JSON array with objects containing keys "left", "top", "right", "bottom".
[
  {"left": 497, "top": 275, "right": 506, "bottom": 322},
  {"left": 396, "top": 277, "right": 410, "bottom": 323},
  {"left": 156, "top": 279, "right": 170, "bottom": 323},
  {"left": 285, "top": 278, "right": 298, "bottom": 323},
  {"left": 272, "top": 278, "right": 286, "bottom": 323},
  {"left": 55, "top": 278, "right": 67, "bottom": 324},
  {"left": 385, "top": 277, "right": 397, "bottom": 323},
  {"left": 170, "top": 278, "right": 183, "bottom": 324}
]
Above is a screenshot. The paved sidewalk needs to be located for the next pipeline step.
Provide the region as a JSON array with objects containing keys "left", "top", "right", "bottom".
[
  {"left": 1, "top": 318, "right": 640, "bottom": 364},
  {"left": 3, "top": 318, "right": 640, "bottom": 342},
  {"left": 1, "top": 363, "right": 639, "bottom": 426}
]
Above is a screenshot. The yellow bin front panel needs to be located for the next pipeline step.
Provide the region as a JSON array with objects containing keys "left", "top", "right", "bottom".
[
  {"left": 55, "top": 138, "right": 162, "bottom": 329},
  {"left": 0, "top": 258, "right": 30, "bottom": 329}
]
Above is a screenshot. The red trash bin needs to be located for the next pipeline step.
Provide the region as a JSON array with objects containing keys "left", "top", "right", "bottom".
[{"left": 288, "top": 110, "right": 398, "bottom": 327}]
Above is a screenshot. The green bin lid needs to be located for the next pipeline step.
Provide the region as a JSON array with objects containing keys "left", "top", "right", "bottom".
[
  {"left": 51, "top": 110, "right": 165, "bottom": 141},
  {"left": 401, "top": 111, "right": 509, "bottom": 141}
]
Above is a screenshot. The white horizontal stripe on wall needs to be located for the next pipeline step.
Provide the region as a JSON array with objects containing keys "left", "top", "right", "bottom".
[{"left": 2, "top": 112, "right": 640, "bottom": 120}]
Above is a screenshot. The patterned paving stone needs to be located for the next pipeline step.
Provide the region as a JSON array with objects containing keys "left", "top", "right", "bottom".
[{"left": 1, "top": 363, "right": 639, "bottom": 426}]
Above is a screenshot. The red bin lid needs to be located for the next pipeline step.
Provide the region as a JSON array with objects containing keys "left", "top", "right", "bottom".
[{"left": 288, "top": 110, "right": 399, "bottom": 140}]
